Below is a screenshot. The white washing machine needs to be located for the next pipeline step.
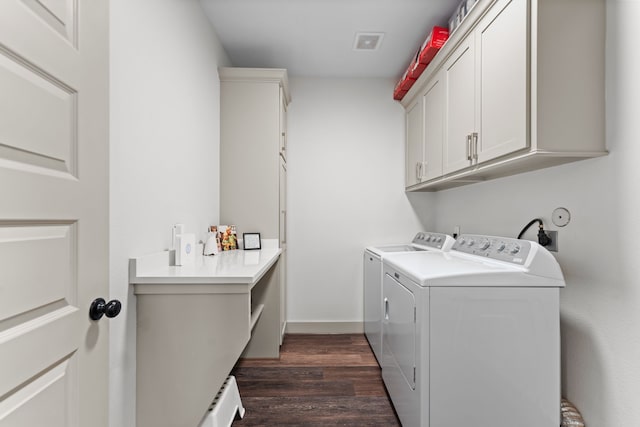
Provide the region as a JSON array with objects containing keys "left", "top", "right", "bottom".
[
  {"left": 381, "top": 234, "right": 565, "bottom": 427},
  {"left": 364, "top": 232, "right": 454, "bottom": 364}
]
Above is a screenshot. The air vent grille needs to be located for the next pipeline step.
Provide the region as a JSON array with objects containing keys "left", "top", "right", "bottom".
[{"left": 353, "top": 32, "right": 384, "bottom": 51}]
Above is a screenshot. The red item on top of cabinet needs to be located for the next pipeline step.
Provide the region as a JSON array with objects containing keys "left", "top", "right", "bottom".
[
  {"left": 417, "top": 26, "right": 450, "bottom": 66},
  {"left": 407, "top": 56, "right": 427, "bottom": 80},
  {"left": 393, "top": 69, "right": 416, "bottom": 100},
  {"left": 393, "top": 26, "right": 449, "bottom": 101},
  {"left": 393, "top": 87, "right": 408, "bottom": 101}
]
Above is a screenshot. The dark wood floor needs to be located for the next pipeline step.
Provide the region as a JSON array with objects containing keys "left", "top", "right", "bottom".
[{"left": 231, "top": 334, "right": 401, "bottom": 426}]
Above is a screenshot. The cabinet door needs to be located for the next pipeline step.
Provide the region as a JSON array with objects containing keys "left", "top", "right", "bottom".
[
  {"left": 279, "top": 160, "right": 287, "bottom": 245},
  {"left": 443, "top": 37, "right": 476, "bottom": 174},
  {"left": 422, "top": 73, "right": 444, "bottom": 181},
  {"left": 279, "top": 248, "right": 287, "bottom": 344},
  {"left": 405, "top": 98, "right": 424, "bottom": 187},
  {"left": 279, "top": 86, "right": 287, "bottom": 162},
  {"left": 476, "top": 0, "right": 528, "bottom": 162},
  {"left": 278, "top": 158, "right": 287, "bottom": 344}
]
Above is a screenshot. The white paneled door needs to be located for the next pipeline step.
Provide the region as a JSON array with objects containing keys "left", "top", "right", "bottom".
[{"left": 0, "top": 1, "right": 109, "bottom": 426}]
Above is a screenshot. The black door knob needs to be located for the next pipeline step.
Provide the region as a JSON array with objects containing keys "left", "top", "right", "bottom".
[{"left": 89, "top": 298, "right": 122, "bottom": 320}]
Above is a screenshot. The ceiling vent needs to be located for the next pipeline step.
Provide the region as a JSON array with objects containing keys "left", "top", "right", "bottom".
[{"left": 353, "top": 32, "right": 384, "bottom": 51}]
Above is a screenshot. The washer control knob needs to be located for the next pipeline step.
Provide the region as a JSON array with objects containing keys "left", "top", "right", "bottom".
[
  {"left": 458, "top": 238, "right": 466, "bottom": 245},
  {"left": 436, "top": 237, "right": 443, "bottom": 243},
  {"left": 479, "top": 241, "right": 490, "bottom": 250},
  {"left": 425, "top": 235, "right": 432, "bottom": 242},
  {"left": 497, "top": 243, "right": 506, "bottom": 252},
  {"left": 510, "top": 245, "right": 521, "bottom": 255},
  {"left": 467, "top": 239, "right": 475, "bottom": 247}
]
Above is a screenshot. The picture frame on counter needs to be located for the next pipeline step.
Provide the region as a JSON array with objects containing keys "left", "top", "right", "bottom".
[{"left": 243, "top": 233, "right": 261, "bottom": 250}]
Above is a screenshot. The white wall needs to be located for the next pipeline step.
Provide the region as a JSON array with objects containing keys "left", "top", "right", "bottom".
[
  {"left": 286, "top": 77, "right": 435, "bottom": 330},
  {"left": 431, "top": 1, "right": 640, "bottom": 425},
  {"left": 109, "top": 1, "right": 229, "bottom": 425}
]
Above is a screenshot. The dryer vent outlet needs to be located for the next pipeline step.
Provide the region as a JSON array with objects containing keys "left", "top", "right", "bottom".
[{"left": 543, "top": 231, "right": 558, "bottom": 252}]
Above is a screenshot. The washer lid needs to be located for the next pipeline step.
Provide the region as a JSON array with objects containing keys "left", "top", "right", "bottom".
[
  {"left": 366, "top": 232, "right": 455, "bottom": 257},
  {"left": 368, "top": 244, "right": 427, "bottom": 255},
  {"left": 384, "top": 251, "right": 565, "bottom": 287}
]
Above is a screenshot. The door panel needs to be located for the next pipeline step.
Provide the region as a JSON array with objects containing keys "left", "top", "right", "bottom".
[
  {"left": 19, "top": 0, "right": 77, "bottom": 44},
  {"left": 279, "top": 158, "right": 287, "bottom": 343},
  {"left": 279, "top": 160, "right": 286, "bottom": 244},
  {"left": 477, "top": 0, "right": 528, "bottom": 162},
  {"left": 0, "top": 224, "right": 74, "bottom": 321},
  {"left": 0, "top": 359, "right": 76, "bottom": 426},
  {"left": 279, "top": 86, "right": 287, "bottom": 161},
  {"left": 422, "top": 74, "right": 444, "bottom": 181},
  {"left": 381, "top": 272, "right": 418, "bottom": 427},
  {"left": 0, "top": 51, "right": 76, "bottom": 174},
  {"left": 443, "top": 38, "right": 475, "bottom": 174},
  {"left": 382, "top": 273, "right": 416, "bottom": 390},
  {"left": 0, "top": 1, "right": 109, "bottom": 426},
  {"left": 405, "top": 99, "right": 423, "bottom": 187},
  {"left": 0, "top": 307, "right": 78, "bottom": 398}
]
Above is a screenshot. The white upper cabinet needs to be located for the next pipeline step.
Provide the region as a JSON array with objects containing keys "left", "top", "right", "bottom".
[{"left": 401, "top": 0, "right": 606, "bottom": 191}]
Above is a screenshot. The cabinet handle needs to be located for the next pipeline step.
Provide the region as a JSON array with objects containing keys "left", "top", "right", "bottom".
[
  {"left": 416, "top": 162, "right": 421, "bottom": 181},
  {"left": 472, "top": 132, "right": 478, "bottom": 161},
  {"left": 384, "top": 297, "right": 389, "bottom": 320},
  {"left": 466, "top": 134, "right": 472, "bottom": 161}
]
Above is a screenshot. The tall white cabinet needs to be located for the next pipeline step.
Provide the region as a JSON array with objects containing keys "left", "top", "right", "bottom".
[{"left": 219, "top": 67, "right": 290, "bottom": 346}]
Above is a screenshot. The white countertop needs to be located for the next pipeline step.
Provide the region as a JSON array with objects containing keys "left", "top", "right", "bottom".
[{"left": 129, "top": 246, "right": 282, "bottom": 291}]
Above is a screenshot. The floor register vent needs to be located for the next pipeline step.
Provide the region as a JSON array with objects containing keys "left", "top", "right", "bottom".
[{"left": 198, "top": 376, "right": 245, "bottom": 427}]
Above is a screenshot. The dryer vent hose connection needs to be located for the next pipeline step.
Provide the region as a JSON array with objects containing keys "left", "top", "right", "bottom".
[{"left": 561, "top": 398, "right": 586, "bottom": 426}]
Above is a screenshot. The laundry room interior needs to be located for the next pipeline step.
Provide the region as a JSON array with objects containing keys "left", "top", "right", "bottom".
[{"left": 101, "top": 0, "right": 640, "bottom": 426}]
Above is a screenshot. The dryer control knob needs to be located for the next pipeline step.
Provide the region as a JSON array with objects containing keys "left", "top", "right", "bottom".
[
  {"left": 497, "top": 243, "right": 506, "bottom": 252},
  {"left": 510, "top": 245, "right": 521, "bottom": 255},
  {"left": 467, "top": 239, "right": 475, "bottom": 246},
  {"left": 479, "top": 241, "right": 490, "bottom": 250}
]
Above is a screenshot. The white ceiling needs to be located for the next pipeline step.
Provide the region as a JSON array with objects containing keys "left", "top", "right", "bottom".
[{"left": 200, "top": 0, "right": 459, "bottom": 79}]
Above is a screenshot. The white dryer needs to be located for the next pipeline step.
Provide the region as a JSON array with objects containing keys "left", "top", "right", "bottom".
[
  {"left": 381, "top": 234, "right": 565, "bottom": 427},
  {"left": 364, "top": 232, "right": 454, "bottom": 364}
]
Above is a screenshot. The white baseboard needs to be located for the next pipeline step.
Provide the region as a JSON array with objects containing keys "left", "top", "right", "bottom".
[{"left": 285, "top": 321, "right": 363, "bottom": 334}]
